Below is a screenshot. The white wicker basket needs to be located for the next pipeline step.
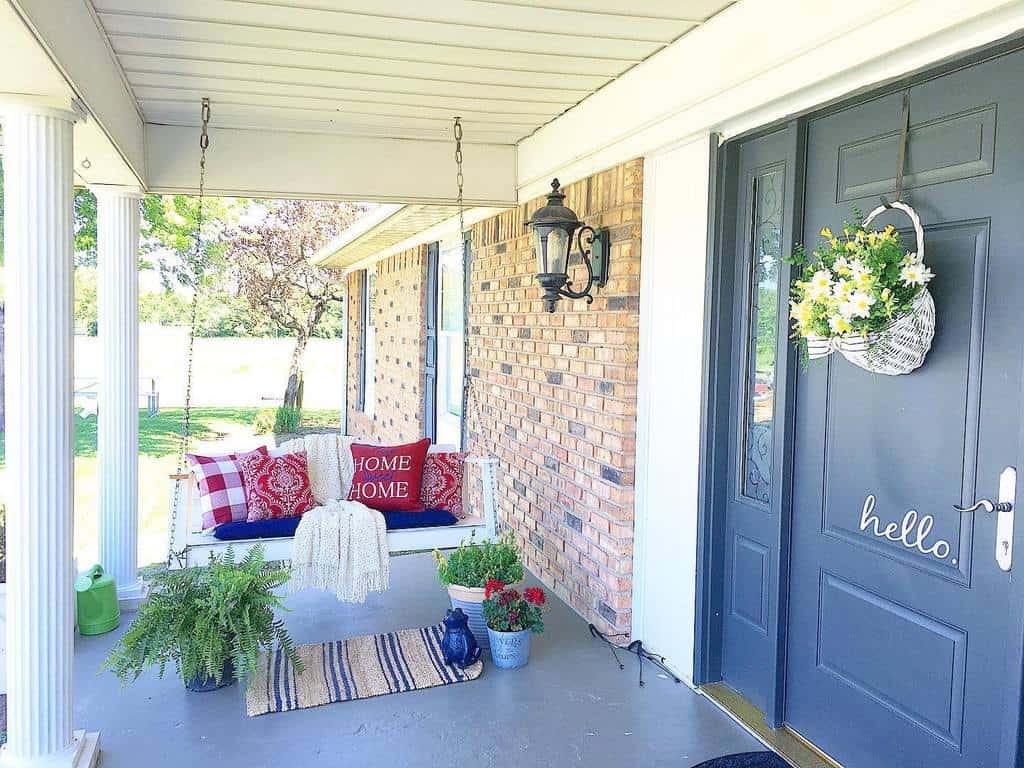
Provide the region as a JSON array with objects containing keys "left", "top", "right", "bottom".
[{"left": 807, "top": 201, "right": 935, "bottom": 376}]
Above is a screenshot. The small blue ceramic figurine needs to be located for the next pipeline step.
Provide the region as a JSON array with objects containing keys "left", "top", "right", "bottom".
[{"left": 441, "top": 608, "right": 481, "bottom": 668}]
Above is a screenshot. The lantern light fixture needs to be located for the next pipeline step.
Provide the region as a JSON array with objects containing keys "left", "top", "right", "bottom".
[{"left": 525, "top": 178, "right": 610, "bottom": 312}]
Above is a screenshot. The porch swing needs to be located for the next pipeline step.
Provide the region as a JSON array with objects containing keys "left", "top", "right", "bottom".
[{"left": 166, "top": 104, "right": 498, "bottom": 569}]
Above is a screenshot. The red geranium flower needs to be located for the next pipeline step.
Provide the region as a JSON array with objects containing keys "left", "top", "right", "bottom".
[
  {"left": 484, "top": 579, "right": 505, "bottom": 599},
  {"left": 524, "top": 587, "right": 546, "bottom": 606},
  {"left": 498, "top": 588, "right": 520, "bottom": 606}
]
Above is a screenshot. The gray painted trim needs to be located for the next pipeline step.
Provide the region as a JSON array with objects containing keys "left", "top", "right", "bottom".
[
  {"left": 694, "top": 132, "right": 726, "bottom": 685},
  {"left": 425, "top": 241, "right": 439, "bottom": 442},
  {"left": 763, "top": 120, "right": 804, "bottom": 728}
]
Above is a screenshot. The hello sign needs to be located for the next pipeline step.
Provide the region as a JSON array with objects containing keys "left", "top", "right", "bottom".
[{"left": 859, "top": 494, "right": 952, "bottom": 562}]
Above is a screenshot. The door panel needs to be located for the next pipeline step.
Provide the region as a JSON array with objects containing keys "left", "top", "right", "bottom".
[
  {"left": 719, "top": 125, "right": 798, "bottom": 715},
  {"left": 785, "top": 49, "right": 1024, "bottom": 768}
]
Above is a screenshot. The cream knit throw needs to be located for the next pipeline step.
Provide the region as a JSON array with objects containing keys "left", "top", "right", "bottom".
[
  {"left": 291, "top": 500, "right": 389, "bottom": 603},
  {"left": 278, "top": 433, "right": 358, "bottom": 503}
]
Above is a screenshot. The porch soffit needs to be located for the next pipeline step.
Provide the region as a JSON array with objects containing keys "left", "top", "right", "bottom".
[
  {"left": 89, "top": 0, "right": 734, "bottom": 146},
  {"left": 313, "top": 203, "right": 507, "bottom": 271}
]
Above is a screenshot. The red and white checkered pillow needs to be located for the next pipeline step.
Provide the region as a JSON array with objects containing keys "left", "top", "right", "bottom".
[{"left": 187, "top": 446, "right": 268, "bottom": 531}]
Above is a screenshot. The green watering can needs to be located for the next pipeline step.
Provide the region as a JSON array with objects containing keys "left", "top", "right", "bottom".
[{"left": 75, "top": 564, "right": 120, "bottom": 635}]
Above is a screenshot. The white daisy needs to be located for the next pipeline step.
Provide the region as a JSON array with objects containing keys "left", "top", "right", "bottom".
[
  {"left": 829, "top": 315, "right": 853, "bottom": 335},
  {"left": 808, "top": 270, "right": 832, "bottom": 301},
  {"left": 844, "top": 291, "right": 876, "bottom": 319},
  {"left": 832, "top": 279, "right": 854, "bottom": 303},
  {"left": 900, "top": 262, "right": 934, "bottom": 286}
]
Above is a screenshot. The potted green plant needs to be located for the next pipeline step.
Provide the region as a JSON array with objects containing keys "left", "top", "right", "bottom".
[
  {"left": 433, "top": 533, "right": 523, "bottom": 649},
  {"left": 103, "top": 546, "right": 303, "bottom": 692},
  {"left": 482, "top": 582, "right": 547, "bottom": 669}
]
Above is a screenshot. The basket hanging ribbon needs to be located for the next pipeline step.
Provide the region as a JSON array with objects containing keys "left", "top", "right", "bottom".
[{"left": 806, "top": 333, "right": 868, "bottom": 360}]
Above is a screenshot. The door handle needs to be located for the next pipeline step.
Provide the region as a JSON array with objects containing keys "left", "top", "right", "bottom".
[
  {"left": 953, "top": 499, "right": 1012, "bottom": 514},
  {"left": 953, "top": 468, "right": 1015, "bottom": 572}
]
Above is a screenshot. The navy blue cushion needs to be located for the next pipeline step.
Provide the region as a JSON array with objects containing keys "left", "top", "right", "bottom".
[
  {"left": 383, "top": 508, "right": 458, "bottom": 530},
  {"left": 212, "top": 508, "right": 457, "bottom": 541},
  {"left": 214, "top": 516, "right": 301, "bottom": 541}
]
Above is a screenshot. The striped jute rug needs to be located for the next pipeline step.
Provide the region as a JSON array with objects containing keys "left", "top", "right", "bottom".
[{"left": 246, "top": 624, "right": 483, "bottom": 716}]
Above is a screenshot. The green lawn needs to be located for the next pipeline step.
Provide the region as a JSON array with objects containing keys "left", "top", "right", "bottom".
[{"left": 0, "top": 407, "right": 340, "bottom": 568}]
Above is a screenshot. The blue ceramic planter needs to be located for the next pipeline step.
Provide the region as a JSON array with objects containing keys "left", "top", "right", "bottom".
[
  {"left": 449, "top": 596, "right": 488, "bottom": 649},
  {"left": 487, "top": 628, "right": 532, "bottom": 669}
]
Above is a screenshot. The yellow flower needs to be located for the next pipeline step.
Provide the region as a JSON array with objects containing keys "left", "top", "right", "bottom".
[
  {"left": 830, "top": 238, "right": 840, "bottom": 249},
  {"left": 820, "top": 227, "right": 833, "bottom": 239},
  {"left": 844, "top": 240, "right": 857, "bottom": 252}
]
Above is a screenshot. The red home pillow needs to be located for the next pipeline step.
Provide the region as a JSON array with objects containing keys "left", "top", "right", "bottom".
[
  {"left": 239, "top": 451, "right": 317, "bottom": 522},
  {"left": 348, "top": 439, "right": 431, "bottom": 512},
  {"left": 421, "top": 452, "right": 467, "bottom": 518}
]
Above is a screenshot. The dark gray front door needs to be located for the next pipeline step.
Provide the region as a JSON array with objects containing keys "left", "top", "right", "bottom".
[{"left": 786, "top": 50, "right": 1024, "bottom": 767}]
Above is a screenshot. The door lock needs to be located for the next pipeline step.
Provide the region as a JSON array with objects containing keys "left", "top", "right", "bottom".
[{"left": 953, "top": 467, "right": 1015, "bottom": 572}]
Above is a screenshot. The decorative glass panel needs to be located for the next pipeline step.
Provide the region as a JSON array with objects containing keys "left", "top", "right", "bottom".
[{"left": 741, "top": 169, "right": 783, "bottom": 503}]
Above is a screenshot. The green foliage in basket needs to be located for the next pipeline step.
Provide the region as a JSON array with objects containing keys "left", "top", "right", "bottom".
[
  {"left": 103, "top": 546, "right": 302, "bottom": 688},
  {"left": 252, "top": 408, "right": 276, "bottom": 435},
  {"left": 786, "top": 212, "right": 933, "bottom": 352},
  {"left": 273, "top": 405, "right": 302, "bottom": 435},
  {"left": 433, "top": 531, "right": 524, "bottom": 589}
]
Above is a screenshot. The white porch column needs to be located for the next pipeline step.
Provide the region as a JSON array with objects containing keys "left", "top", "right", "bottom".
[
  {"left": 93, "top": 186, "right": 144, "bottom": 607},
  {"left": 0, "top": 99, "right": 100, "bottom": 768}
]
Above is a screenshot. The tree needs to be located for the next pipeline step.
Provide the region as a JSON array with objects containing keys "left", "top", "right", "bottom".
[{"left": 225, "top": 199, "right": 363, "bottom": 399}]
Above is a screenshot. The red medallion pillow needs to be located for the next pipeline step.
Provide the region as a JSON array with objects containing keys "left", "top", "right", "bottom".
[
  {"left": 239, "top": 451, "right": 317, "bottom": 522},
  {"left": 348, "top": 439, "right": 431, "bottom": 512},
  {"left": 187, "top": 446, "right": 268, "bottom": 531},
  {"left": 421, "top": 452, "right": 468, "bottom": 518}
]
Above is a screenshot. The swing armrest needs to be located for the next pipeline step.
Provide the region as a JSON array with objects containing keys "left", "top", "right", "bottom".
[{"left": 464, "top": 455, "right": 499, "bottom": 539}]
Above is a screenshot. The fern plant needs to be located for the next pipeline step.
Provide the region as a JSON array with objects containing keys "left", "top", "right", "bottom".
[{"left": 103, "top": 546, "right": 303, "bottom": 688}]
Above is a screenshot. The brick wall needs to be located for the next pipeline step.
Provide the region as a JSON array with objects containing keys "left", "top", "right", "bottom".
[
  {"left": 345, "top": 246, "right": 428, "bottom": 444},
  {"left": 341, "top": 160, "right": 643, "bottom": 636},
  {"left": 465, "top": 159, "right": 642, "bottom": 636}
]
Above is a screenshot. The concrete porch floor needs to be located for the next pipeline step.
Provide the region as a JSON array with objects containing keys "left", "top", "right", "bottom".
[{"left": 73, "top": 552, "right": 760, "bottom": 767}]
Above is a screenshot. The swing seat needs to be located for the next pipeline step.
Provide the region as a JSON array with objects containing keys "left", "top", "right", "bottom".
[{"left": 167, "top": 454, "right": 499, "bottom": 569}]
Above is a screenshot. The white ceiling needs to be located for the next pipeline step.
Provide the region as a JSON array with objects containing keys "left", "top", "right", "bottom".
[{"left": 89, "top": 0, "right": 735, "bottom": 144}]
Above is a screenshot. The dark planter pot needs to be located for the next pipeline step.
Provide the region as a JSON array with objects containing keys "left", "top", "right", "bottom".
[{"left": 185, "top": 660, "right": 235, "bottom": 692}]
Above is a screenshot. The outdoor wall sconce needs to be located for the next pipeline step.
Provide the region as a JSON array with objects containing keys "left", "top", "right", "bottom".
[{"left": 526, "top": 178, "right": 610, "bottom": 312}]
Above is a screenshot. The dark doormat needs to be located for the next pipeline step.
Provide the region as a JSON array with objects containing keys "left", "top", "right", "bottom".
[{"left": 691, "top": 752, "right": 789, "bottom": 768}]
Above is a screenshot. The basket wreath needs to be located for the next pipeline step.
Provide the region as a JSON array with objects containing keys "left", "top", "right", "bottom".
[{"left": 786, "top": 202, "right": 935, "bottom": 375}]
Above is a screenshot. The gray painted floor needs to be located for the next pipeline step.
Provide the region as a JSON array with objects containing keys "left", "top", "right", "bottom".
[{"left": 74, "top": 553, "right": 759, "bottom": 767}]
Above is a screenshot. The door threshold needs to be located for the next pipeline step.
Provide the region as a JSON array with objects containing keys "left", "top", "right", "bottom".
[{"left": 699, "top": 683, "right": 843, "bottom": 768}]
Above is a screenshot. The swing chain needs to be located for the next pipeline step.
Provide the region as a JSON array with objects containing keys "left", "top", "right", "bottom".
[
  {"left": 167, "top": 97, "right": 211, "bottom": 568},
  {"left": 453, "top": 117, "right": 490, "bottom": 459}
]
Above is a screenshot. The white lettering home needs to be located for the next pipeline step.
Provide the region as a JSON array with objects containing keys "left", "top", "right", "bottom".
[
  {"left": 351, "top": 481, "right": 410, "bottom": 500},
  {"left": 353, "top": 454, "right": 413, "bottom": 473},
  {"left": 859, "top": 494, "right": 952, "bottom": 561}
]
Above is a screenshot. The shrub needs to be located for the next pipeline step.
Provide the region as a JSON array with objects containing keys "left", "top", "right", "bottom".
[
  {"left": 273, "top": 405, "right": 302, "bottom": 435},
  {"left": 252, "top": 408, "right": 276, "bottom": 435},
  {"left": 433, "top": 532, "right": 523, "bottom": 588},
  {"left": 103, "top": 546, "right": 302, "bottom": 688}
]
